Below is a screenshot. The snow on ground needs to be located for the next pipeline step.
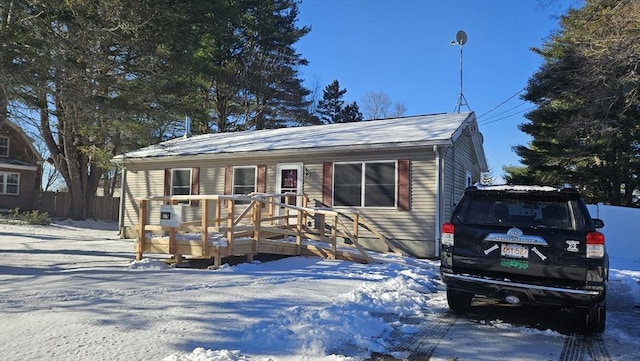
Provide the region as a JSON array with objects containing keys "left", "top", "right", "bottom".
[{"left": 0, "top": 219, "right": 639, "bottom": 361}]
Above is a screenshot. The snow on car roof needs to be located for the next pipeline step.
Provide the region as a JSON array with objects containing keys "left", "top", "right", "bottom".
[{"left": 473, "top": 184, "right": 571, "bottom": 192}]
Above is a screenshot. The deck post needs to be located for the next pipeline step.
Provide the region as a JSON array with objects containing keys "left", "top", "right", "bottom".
[
  {"left": 169, "top": 226, "right": 176, "bottom": 256},
  {"left": 136, "top": 199, "right": 148, "bottom": 261},
  {"left": 269, "top": 199, "right": 275, "bottom": 226},
  {"left": 319, "top": 213, "right": 325, "bottom": 238},
  {"left": 284, "top": 196, "right": 290, "bottom": 227},
  {"left": 202, "top": 199, "right": 209, "bottom": 257},
  {"left": 215, "top": 199, "right": 222, "bottom": 228},
  {"left": 331, "top": 214, "right": 338, "bottom": 259},
  {"left": 353, "top": 212, "right": 359, "bottom": 245},
  {"left": 296, "top": 211, "right": 303, "bottom": 255},
  {"left": 253, "top": 200, "right": 262, "bottom": 253},
  {"left": 226, "top": 198, "right": 234, "bottom": 250}
]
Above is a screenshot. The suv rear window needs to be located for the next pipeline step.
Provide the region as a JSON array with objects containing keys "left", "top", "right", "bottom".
[{"left": 453, "top": 193, "right": 586, "bottom": 230}]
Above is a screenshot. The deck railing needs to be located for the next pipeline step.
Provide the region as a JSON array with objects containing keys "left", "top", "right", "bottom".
[{"left": 135, "top": 193, "right": 402, "bottom": 267}]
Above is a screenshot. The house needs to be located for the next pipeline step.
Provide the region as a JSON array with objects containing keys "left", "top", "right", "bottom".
[
  {"left": 112, "top": 112, "right": 488, "bottom": 258},
  {"left": 0, "top": 119, "right": 43, "bottom": 212}
]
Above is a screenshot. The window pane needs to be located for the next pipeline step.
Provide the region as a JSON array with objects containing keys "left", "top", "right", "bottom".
[
  {"left": 0, "top": 137, "right": 7, "bottom": 157},
  {"left": 172, "top": 169, "right": 191, "bottom": 196},
  {"left": 364, "top": 162, "right": 395, "bottom": 207},
  {"left": 281, "top": 169, "right": 298, "bottom": 189},
  {"left": 0, "top": 173, "right": 19, "bottom": 194},
  {"left": 173, "top": 170, "right": 191, "bottom": 187},
  {"left": 334, "top": 163, "right": 362, "bottom": 206},
  {"left": 234, "top": 168, "right": 256, "bottom": 195}
]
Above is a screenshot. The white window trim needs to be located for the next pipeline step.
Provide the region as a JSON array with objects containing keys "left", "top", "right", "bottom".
[
  {"left": 170, "top": 168, "right": 192, "bottom": 196},
  {"left": 465, "top": 170, "right": 473, "bottom": 188},
  {"left": 232, "top": 166, "right": 257, "bottom": 196},
  {"left": 0, "top": 171, "right": 20, "bottom": 195},
  {"left": 0, "top": 136, "right": 9, "bottom": 157},
  {"left": 333, "top": 160, "right": 397, "bottom": 208}
]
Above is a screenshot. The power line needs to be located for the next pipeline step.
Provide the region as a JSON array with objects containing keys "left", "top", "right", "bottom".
[
  {"left": 475, "top": 0, "right": 628, "bottom": 126},
  {"left": 476, "top": 88, "right": 525, "bottom": 120},
  {"left": 480, "top": 106, "right": 536, "bottom": 126},
  {"left": 479, "top": 100, "right": 530, "bottom": 125}
]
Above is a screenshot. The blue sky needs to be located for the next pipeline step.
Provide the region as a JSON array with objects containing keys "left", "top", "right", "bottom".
[{"left": 294, "top": 0, "right": 583, "bottom": 181}]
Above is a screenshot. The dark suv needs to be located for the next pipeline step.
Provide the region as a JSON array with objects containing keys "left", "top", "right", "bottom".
[{"left": 440, "top": 184, "right": 608, "bottom": 333}]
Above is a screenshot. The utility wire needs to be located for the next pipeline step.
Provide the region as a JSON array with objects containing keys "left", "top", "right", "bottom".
[
  {"left": 474, "top": 0, "right": 625, "bottom": 126},
  {"left": 479, "top": 101, "right": 530, "bottom": 125},
  {"left": 476, "top": 88, "right": 525, "bottom": 120},
  {"left": 480, "top": 106, "right": 536, "bottom": 126}
]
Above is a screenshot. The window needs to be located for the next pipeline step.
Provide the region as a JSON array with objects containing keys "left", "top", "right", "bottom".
[
  {"left": 0, "top": 172, "right": 19, "bottom": 195},
  {"left": 0, "top": 137, "right": 8, "bottom": 157},
  {"left": 164, "top": 168, "right": 199, "bottom": 206},
  {"left": 465, "top": 170, "right": 473, "bottom": 188},
  {"left": 233, "top": 166, "right": 257, "bottom": 196},
  {"left": 334, "top": 161, "right": 396, "bottom": 207},
  {"left": 171, "top": 169, "right": 192, "bottom": 196}
]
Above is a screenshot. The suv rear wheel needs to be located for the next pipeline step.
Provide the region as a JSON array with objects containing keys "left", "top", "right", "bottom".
[
  {"left": 584, "top": 301, "right": 606, "bottom": 334},
  {"left": 446, "top": 288, "right": 473, "bottom": 312}
]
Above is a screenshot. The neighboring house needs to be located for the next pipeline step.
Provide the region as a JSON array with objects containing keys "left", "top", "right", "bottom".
[
  {"left": 112, "top": 112, "right": 488, "bottom": 258},
  {"left": 0, "top": 120, "right": 43, "bottom": 212}
]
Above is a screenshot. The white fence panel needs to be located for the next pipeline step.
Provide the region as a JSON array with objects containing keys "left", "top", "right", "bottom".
[{"left": 587, "top": 204, "right": 640, "bottom": 267}]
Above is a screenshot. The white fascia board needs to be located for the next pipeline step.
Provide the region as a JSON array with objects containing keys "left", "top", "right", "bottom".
[
  {"left": 0, "top": 163, "right": 38, "bottom": 171},
  {"left": 112, "top": 139, "right": 455, "bottom": 166}
]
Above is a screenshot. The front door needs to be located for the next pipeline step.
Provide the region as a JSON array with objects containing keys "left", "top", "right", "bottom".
[{"left": 276, "top": 163, "right": 303, "bottom": 223}]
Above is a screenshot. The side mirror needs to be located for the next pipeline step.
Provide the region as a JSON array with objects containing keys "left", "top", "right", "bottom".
[{"left": 593, "top": 218, "right": 604, "bottom": 229}]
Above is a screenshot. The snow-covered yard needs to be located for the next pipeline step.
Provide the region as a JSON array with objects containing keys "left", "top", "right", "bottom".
[{"left": 0, "top": 218, "right": 638, "bottom": 361}]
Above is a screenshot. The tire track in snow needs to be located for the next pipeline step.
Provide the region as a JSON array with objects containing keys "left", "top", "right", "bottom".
[
  {"left": 0, "top": 275, "right": 305, "bottom": 312},
  {"left": 373, "top": 312, "right": 458, "bottom": 360},
  {"left": 559, "top": 333, "right": 612, "bottom": 361}
]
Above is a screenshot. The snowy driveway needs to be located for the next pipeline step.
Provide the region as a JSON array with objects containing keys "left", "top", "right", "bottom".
[{"left": 1, "top": 220, "right": 639, "bottom": 361}]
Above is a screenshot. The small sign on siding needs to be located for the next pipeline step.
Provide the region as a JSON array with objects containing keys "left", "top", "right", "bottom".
[{"left": 160, "top": 204, "right": 182, "bottom": 227}]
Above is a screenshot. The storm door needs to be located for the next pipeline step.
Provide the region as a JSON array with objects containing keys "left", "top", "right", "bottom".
[{"left": 276, "top": 163, "right": 303, "bottom": 224}]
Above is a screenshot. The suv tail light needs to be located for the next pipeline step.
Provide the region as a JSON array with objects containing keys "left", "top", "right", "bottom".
[
  {"left": 442, "top": 223, "right": 455, "bottom": 246},
  {"left": 586, "top": 231, "right": 605, "bottom": 258}
]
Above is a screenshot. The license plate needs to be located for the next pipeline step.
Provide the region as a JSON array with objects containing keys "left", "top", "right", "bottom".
[{"left": 501, "top": 244, "right": 529, "bottom": 259}]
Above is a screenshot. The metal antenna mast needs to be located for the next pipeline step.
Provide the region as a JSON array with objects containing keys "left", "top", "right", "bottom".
[{"left": 451, "top": 30, "right": 470, "bottom": 113}]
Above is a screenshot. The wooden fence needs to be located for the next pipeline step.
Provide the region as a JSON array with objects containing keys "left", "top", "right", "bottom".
[{"left": 36, "top": 191, "right": 120, "bottom": 221}]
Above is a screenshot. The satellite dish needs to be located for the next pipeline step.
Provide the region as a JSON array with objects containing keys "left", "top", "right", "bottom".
[{"left": 456, "top": 30, "right": 467, "bottom": 45}]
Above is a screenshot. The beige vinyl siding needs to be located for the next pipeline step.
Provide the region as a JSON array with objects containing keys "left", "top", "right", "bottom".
[
  {"left": 122, "top": 168, "right": 165, "bottom": 229},
  {"left": 442, "top": 130, "right": 483, "bottom": 221},
  {"left": 118, "top": 140, "right": 483, "bottom": 258},
  {"left": 122, "top": 160, "right": 275, "bottom": 234},
  {"left": 301, "top": 150, "right": 438, "bottom": 253},
  {"left": 302, "top": 163, "right": 324, "bottom": 204}
]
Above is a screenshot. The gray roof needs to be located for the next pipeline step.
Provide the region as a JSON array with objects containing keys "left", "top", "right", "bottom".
[{"left": 113, "top": 112, "right": 480, "bottom": 163}]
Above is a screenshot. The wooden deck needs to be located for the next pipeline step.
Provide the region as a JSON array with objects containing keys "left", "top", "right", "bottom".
[{"left": 135, "top": 193, "right": 403, "bottom": 267}]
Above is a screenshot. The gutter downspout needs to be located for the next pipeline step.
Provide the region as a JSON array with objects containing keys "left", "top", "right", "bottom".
[
  {"left": 434, "top": 145, "right": 441, "bottom": 258},
  {"left": 117, "top": 165, "right": 127, "bottom": 237}
]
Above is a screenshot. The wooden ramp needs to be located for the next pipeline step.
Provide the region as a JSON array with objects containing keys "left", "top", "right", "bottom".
[{"left": 134, "top": 193, "right": 403, "bottom": 267}]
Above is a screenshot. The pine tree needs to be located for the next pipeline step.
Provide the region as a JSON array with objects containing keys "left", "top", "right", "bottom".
[
  {"left": 317, "top": 80, "right": 346, "bottom": 124},
  {"left": 317, "top": 80, "right": 362, "bottom": 123},
  {"left": 340, "top": 102, "right": 363, "bottom": 123},
  {"left": 511, "top": 0, "right": 640, "bottom": 205}
]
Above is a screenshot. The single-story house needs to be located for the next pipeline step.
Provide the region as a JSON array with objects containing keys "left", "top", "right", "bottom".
[
  {"left": 112, "top": 112, "right": 488, "bottom": 258},
  {"left": 0, "top": 119, "right": 43, "bottom": 212}
]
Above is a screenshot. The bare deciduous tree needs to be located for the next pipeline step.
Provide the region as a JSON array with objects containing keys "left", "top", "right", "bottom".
[{"left": 362, "top": 91, "right": 407, "bottom": 120}]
